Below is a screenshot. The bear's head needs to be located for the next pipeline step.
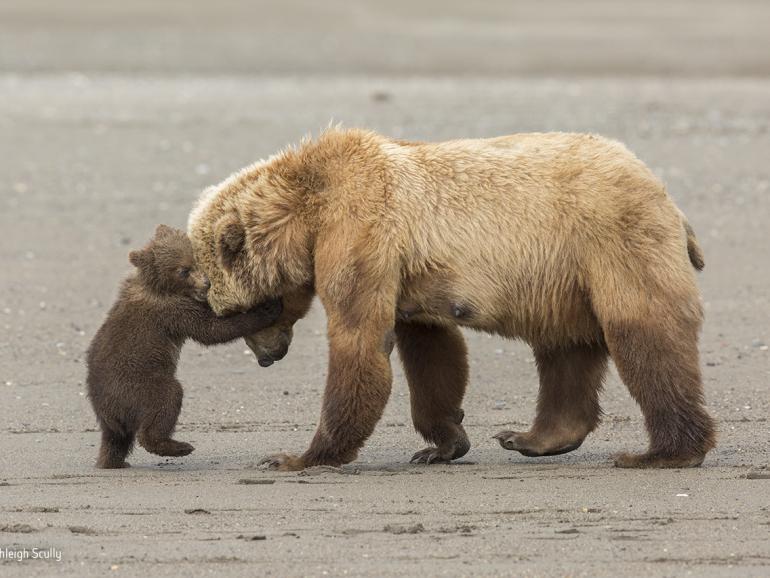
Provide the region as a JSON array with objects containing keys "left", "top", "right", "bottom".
[
  {"left": 187, "top": 159, "right": 316, "bottom": 365},
  {"left": 129, "top": 224, "right": 211, "bottom": 303}
]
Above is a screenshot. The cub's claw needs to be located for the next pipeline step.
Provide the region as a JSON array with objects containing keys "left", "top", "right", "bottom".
[{"left": 258, "top": 453, "right": 305, "bottom": 471}]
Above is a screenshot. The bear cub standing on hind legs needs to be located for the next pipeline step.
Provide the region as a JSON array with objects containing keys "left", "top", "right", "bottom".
[{"left": 86, "top": 225, "right": 281, "bottom": 468}]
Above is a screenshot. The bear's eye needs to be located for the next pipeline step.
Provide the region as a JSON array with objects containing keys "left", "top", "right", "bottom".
[{"left": 178, "top": 268, "right": 191, "bottom": 279}]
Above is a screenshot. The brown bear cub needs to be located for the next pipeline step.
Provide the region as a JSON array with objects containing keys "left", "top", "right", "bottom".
[{"left": 86, "top": 225, "right": 281, "bottom": 468}]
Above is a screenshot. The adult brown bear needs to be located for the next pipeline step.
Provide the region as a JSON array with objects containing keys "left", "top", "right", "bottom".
[{"left": 187, "top": 128, "right": 715, "bottom": 471}]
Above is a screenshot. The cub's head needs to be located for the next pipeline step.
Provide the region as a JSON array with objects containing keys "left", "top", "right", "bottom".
[{"left": 129, "top": 224, "right": 211, "bottom": 302}]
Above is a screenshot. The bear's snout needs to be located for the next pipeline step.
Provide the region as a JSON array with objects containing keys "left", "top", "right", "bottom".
[{"left": 257, "top": 341, "right": 289, "bottom": 367}]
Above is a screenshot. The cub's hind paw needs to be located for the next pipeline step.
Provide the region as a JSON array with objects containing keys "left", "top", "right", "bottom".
[
  {"left": 144, "top": 440, "right": 195, "bottom": 457},
  {"left": 167, "top": 441, "right": 195, "bottom": 457},
  {"left": 96, "top": 459, "right": 131, "bottom": 469}
]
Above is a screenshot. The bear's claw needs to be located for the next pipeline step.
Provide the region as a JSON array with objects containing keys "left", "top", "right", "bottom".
[
  {"left": 410, "top": 431, "right": 471, "bottom": 465},
  {"left": 410, "top": 447, "right": 453, "bottom": 464},
  {"left": 494, "top": 430, "right": 583, "bottom": 457},
  {"left": 258, "top": 453, "right": 306, "bottom": 471}
]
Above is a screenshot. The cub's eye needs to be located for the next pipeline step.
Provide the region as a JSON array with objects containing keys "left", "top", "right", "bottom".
[{"left": 179, "top": 268, "right": 191, "bottom": 279}]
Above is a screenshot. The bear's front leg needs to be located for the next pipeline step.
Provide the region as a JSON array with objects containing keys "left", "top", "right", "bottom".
[{"left": 260, "top": 313, "right": 394, "bottom": 471}]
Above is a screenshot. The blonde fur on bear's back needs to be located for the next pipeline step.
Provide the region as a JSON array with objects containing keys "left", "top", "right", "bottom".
[
  {"left": 347, "top": 131, "right": 698, "bottom": 342},
  {"left": 190, "top": 127, "right": 704, "bottom": 347}
]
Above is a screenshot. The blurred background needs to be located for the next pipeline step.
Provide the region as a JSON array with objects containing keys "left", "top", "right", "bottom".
[{"left": 1, "top": 0, "right": 768, "bottom": 76}]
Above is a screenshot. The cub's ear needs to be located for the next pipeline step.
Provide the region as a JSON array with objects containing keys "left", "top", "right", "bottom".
[
  {"left": 129, "top": 248, "right": 151, "bottom": 268},
  {"left": 154, "top": 224, "right": 176, "bottom": 239},
  {"left": 216, "top": 214, "right": 245, "bottom": 271}
]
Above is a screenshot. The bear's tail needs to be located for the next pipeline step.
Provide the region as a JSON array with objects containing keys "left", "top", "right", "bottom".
[{"left": 682, "top": 217, "right": 705, "bottom": 271}]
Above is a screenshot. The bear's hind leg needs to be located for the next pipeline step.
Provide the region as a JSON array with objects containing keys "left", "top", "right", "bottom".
[
  {"left": 496, "top": 342, "right": 607, "bottom": 457},
  {"left": 604, "top": 319, "right": 716, "bottom": 468},
  {"left": 96, "top": 421, "right": 135, "bottom": 468},
  {"left": 137, "top": 379, "right": 194, "bottom": 458},
  {"left": 395, "top": 322, "right": 471, "bottom": 464}
]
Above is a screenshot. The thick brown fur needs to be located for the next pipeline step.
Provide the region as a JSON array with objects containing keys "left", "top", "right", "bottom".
[
  {"left": 188, "top": 128, "right": 715, "bottom": 470},
  {"left": 86, "top": 225, "right": 281, "bottom": 468}
]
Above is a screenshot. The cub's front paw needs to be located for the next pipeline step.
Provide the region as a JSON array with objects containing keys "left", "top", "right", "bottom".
[{"left": 258, "top": 453, "right": 306, "bottom": 471}]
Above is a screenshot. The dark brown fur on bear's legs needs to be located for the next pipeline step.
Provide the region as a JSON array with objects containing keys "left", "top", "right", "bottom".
[
  {"left": 259, "top": 313, "right": 394, "bottom": 471},
  {"left": 395, "top": 322, "right": 471, "bottom": 464},
  {"left": 496, "top": 342, "right": 608, "bottom": 457},
  {"left": 605, "top": 319, "right": 716, "bottom": 468},
  {"left": 96, "top": 420, "right": 135, "bottom": 469},
  {"left": 136, "top": 378, "right": 194, "bottom": 458}
]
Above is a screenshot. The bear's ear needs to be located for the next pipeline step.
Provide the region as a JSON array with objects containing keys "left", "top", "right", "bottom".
[
  {"left": 154, "top": 224, "right": 175, "bottom": 239},
  {"left": 129, "top": 248, "right": 151, "bottom": 268},
  {"left": 216, "top": 215, "right": 245, "bottom": 271}
]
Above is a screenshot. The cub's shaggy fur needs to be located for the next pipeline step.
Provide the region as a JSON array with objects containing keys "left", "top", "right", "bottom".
[
  {"left": 86, "top": 225, "right": 281, "bottom": 468},
  {"left": 188, "top": 128, "right": 715, "bottom": 470}
]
